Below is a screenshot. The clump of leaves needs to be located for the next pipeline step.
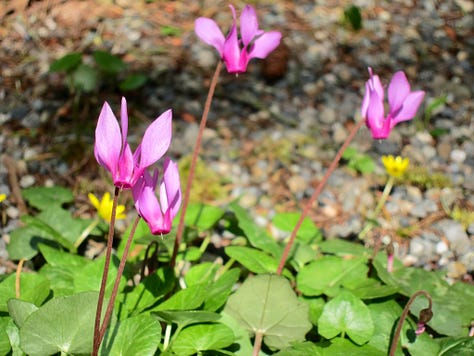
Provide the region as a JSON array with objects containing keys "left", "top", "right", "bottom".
[
  {"left": 49, "top": 51, "right": 147, "bottom": 94},
  {"left": 343, "top": 5, "right": 363, "bottom": 31},
  {"left": 404, "top": 166, "right": 451, "bottom": 190},
  {"left": 342, "top": 146, "right": 375, "bottom": 174}
]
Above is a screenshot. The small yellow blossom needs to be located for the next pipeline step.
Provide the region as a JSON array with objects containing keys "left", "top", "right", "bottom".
[
  {"left": 88, "top": 192, "right": 126, "bottom": 223},
  {"left": 0, "top": 194, "right": 6, "bottom": 203},
  {"left": 381, "top": 155, "right": 409, "bottom": 178}
]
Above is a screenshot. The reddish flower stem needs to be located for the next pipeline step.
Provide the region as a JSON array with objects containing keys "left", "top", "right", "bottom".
[
  {"left": 389, "top": 290, "right": 433, "bottom": 356},
  {"left": 92, "top": 186, "right": 120, "bottom": 356},
  {"left": 171, "top": 61, "right": 223, "bottom": 269},
  {"left": 276, "top": 119, "right": 365, "bottom": 275},
  {"left": 98, "top": 215, "right": 141, "bottom": 343}
]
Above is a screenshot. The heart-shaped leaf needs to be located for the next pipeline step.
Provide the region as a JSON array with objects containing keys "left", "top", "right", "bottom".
[
  {"left": 0, "top": 273, "right": 50, "bottom": 312},
  {"left": 224, "top": 274, "right": 311, "bottom": 350},
  {"left": 22, "top": 186, "right": 74, "bottom": 210},
  {"left": 318, "top": 290, "right": 374, "bottom": 345},
  {"left": 19, "top": 291, "right": 100, "bottom": 355}
]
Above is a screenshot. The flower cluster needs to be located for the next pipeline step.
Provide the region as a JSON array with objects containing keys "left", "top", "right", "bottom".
[
  {"left": 362, "top": 68, "right": 425, "bottom": 139},
  {"left": 94, "top": 97, "right": 181, "bottom": 234},
  {"left": 195, "top": 4, "right": 281, "bottom": 74}
]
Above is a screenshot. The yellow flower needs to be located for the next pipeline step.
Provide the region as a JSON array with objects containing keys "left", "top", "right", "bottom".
[
  {"left": 381, "top": 155, "right": 409, "bottom": 178},
  {"left": 0, "top": 194, "right": 6, "bottom": 203},
  {"left": 88, "top": 192, "right": 126, "bottom": 223}
]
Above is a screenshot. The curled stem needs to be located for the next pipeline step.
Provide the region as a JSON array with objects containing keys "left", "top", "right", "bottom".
[
  {"left": 92, "top": 186, "right": 120, "bottom": 356},
  {"left": 171, "top": 61, "right": 223, "bottom": 269},
  {"left": 276, "top": 119, "right": 365, "bottom": 275},
  {"left": 98, "top": 215, "right": 141, "bottom": 342},
  {"left": 389, "top": 290, "right": 433, "bottom": 356}
]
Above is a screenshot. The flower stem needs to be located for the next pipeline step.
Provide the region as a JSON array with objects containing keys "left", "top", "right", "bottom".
[
  {"left": 15, "top": 258, "right": 25, "bottom": 298},
  {"left": 92, "top": 186, "right": 120, "bottom": 356},
  {"left": 276, "top": 119, "right": 365, "bottom": 275},
  {"left": 98, "top": 215, "right": 141, "bottom": 343},
  {"left": 171, "top": 61, "right": 223, "bottom": 269},
  {"left": 389, "top": 290, "right": 433, "bottom": 356},
  {"left": 252, "top": 331, "right": 264, "bottom": 356},
  {"left": 359, "top": 175, "right": 394, "bottom": 240}
]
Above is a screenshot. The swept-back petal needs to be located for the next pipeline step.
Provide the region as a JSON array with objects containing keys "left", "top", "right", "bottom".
[
  {"left": 247, "top": 31, "right": 281, "bottom": 59},
  {"left": 139, "top": 109, "right": 172, "bottom": 169},
  {"left": 222, "top": 21, "right": 241, "bottom": 72},
  {"left": 366, "top": 91, "right": 390, "bottom": 138},
  {"left": 368, "top": 70, "right": 384, "bottom": 102},
  {"left": 361, "top": 82, "right": 371, "bottom": 118},
  {"left": 120, "top": 97, "right": 129, "bottom": 149},
  {"left": 160, "top": 158, "right": 181, "bottom": 218},
  {"left": 115, "top": 143, "right": 135, "bottom": 188},
  {"left": 388, "top": 71, "right": 410, "bottom": 111},
  {"left": 94, "top": 102, "right": 122, "bottom": 176},
  {"left": 195, "top": 18, "right": 225, "bottom": 56},
  {"left": 391, "top": 90, "right": 425, "bottom": 125},
  {"left": 240, "top": 5, "right": 259, "bottom": 46}
]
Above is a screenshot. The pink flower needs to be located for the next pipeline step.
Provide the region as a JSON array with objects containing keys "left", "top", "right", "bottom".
[
  {"left": 195, "top": 4, "right": 282, "bottom": 74},
  {"left": 361, "top": 68, "right": 425, "bottom": 139},
  {"left": 132, "top": 158, "right": 182, "bottom": 235},
  {"left": 94, "top": 97, "right": 172, "bottom": 189}
]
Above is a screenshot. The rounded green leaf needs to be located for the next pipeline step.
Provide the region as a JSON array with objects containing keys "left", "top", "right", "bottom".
[
  {"left": 22, "top": 186, "right": 74, "bottom": 211},
  {"left": 318, "top": 291, "right": 374, "bottom": 345},
  {"left": 49, "top": 53, "right": 82, "bottom": 72},
  {"left": 224, "top": 274, "right": 311, "bottom": 350},
  {"left": 100, "top": 315, "right": 161, "bottom": 356},
  {"left": 19, "top": 291, "right": 99, "bottom": 355},
  {"left": 171, "top": 323, "right": 234, "bottom": 356}
]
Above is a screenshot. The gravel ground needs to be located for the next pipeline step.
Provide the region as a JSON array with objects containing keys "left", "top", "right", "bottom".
[{"left": 1, "top": 0, "right": 473, "bottom": 280}]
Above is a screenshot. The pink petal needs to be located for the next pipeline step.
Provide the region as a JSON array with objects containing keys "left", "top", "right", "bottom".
[
  {"left": 369, "top": 71, "right": 384, "bottom": 102},
  {"left": 160, "top": 158, "right": 181, "bottom": 218},
  {"left": 94, "top": 102, "right": 122, "bottom": 177},
  {"left": 195, "top": 18, "right": 225, "bottom": 56},
  {"left": 388, "top": 71, "right": 410, "bottom": 112},
  {"left": 391, "top": 90, "right": 425, "bottom": 125},
  {"left": 137, "top": 185, "right": 165, "bottom": 232},
  {"left": 139, "top": 109, "right": 172, "bottom": 169},
  {"left": 361, "top": 82, "right": 371, "bottom": 118},
  {"left": 247, "top": 31, "right": 281, "bottom": 59},
  {"left": 120, "top": 97, "right": 129, "bottom": 149},
  {"left": 115, "top": 143, "right": 135, "bottom": 188},
  {"left": 366, "top": 91, "right": 389, "bottom": 138},
  {"left": 240, "top": 5, "right": 259, "bottom": 46},
  {"left": 222, "top": 24, "right": 242, "bottom": 72}
]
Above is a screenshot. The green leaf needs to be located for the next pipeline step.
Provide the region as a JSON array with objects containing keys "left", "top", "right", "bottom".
[
  {"left": 204, "top": 268, "right": 240, "bottom": 311},
  {"left": 297, "top": 256, "right": 367, "bottom": 297},
  {"left": 342, "top": 146, "right": 358, "bottom": 159},
  {"left": 439, "top": 337, "right": 474, "bottom": 356},
  {"left": 225, "top": 246, "right": 290, "bottom": 277},
  {"left": 7, "top": 299, "right": 38, "bottom": 328},
  {"left": 100, "top": 315, "right": 161, "bottom": 356},
  {"left": 219, "top": 312, "right": 254, "bottom": 356},
  {"left": 318, "top": 291, "right": 374, "bottom": 345},
  {"left": 302, "top": 297, "right": 326, "bottom": 326},
  {"left": 184, "top": 203, "right": 225, "bottom": 231},
  {"left": 39, "top": 244, "right": 88, "bottom": 270},
  {"left": 229, "top": 202, "right": 281, "bottom": 257},
  {"left": 5, "top": 318, "right": 24, "bottom": 356},
  {"left": 0, "top": 273, "right": 50, "bottom": 312},
  {"left": 171, "top": 323, "right": 234, "bottom": 356},
  {"left": 19, "top": 291, "right": 100, "bottom": 355},
  {"left": 0, "top": 317, "right": 11, "bottom": 355},
  {"left": 274, "top": 342, "right": 323, "bottom": 356},
  {"left": 72, "top": 63, "right": 98, "bottom": 92},
  {"left": 21, "top": 215, "right": 76, "bottom": 252},
  {"left": 354, "top": 155, "right": 375, "bottom": 174},
  {"left": 93, "top": 50, "right": 127, "bottom": 74},
  {"left": 119, "top": 74, "right": 148, "bottom": 91},
  {"left": 160, "top": 25, "right": 181, "bottom": 36},
  {"left": 22, "top": 186, "right": 74, "bottom": 210},
  {"left": 120, "top": 267, "right": 175, "bottom": 316},
  {"left": 272, "top": 212, "right": 322, "bottom": 243},
  {"left": 153, "top": 284, "right": 207, "bottom": 311},
  {"left": 321, "top": 338, "right": 382, "bottom": 355},
  {"left": 184, "top": 262, "right": 219, "bottom": 286},
  {"left": 7, "top": 226, "right": 50, "bottom": 260},
  {"left": 49, "top": 53, "right": 82, "bottom": 72},
  {"left": 224, "top": 274, "right": 312, "bottom": 350},
  {"left": 153, "top": 310, "right": 221, "bottom": 328},
  {"left": 319, "top": 239, "right": 370, "bottom": 257}
]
